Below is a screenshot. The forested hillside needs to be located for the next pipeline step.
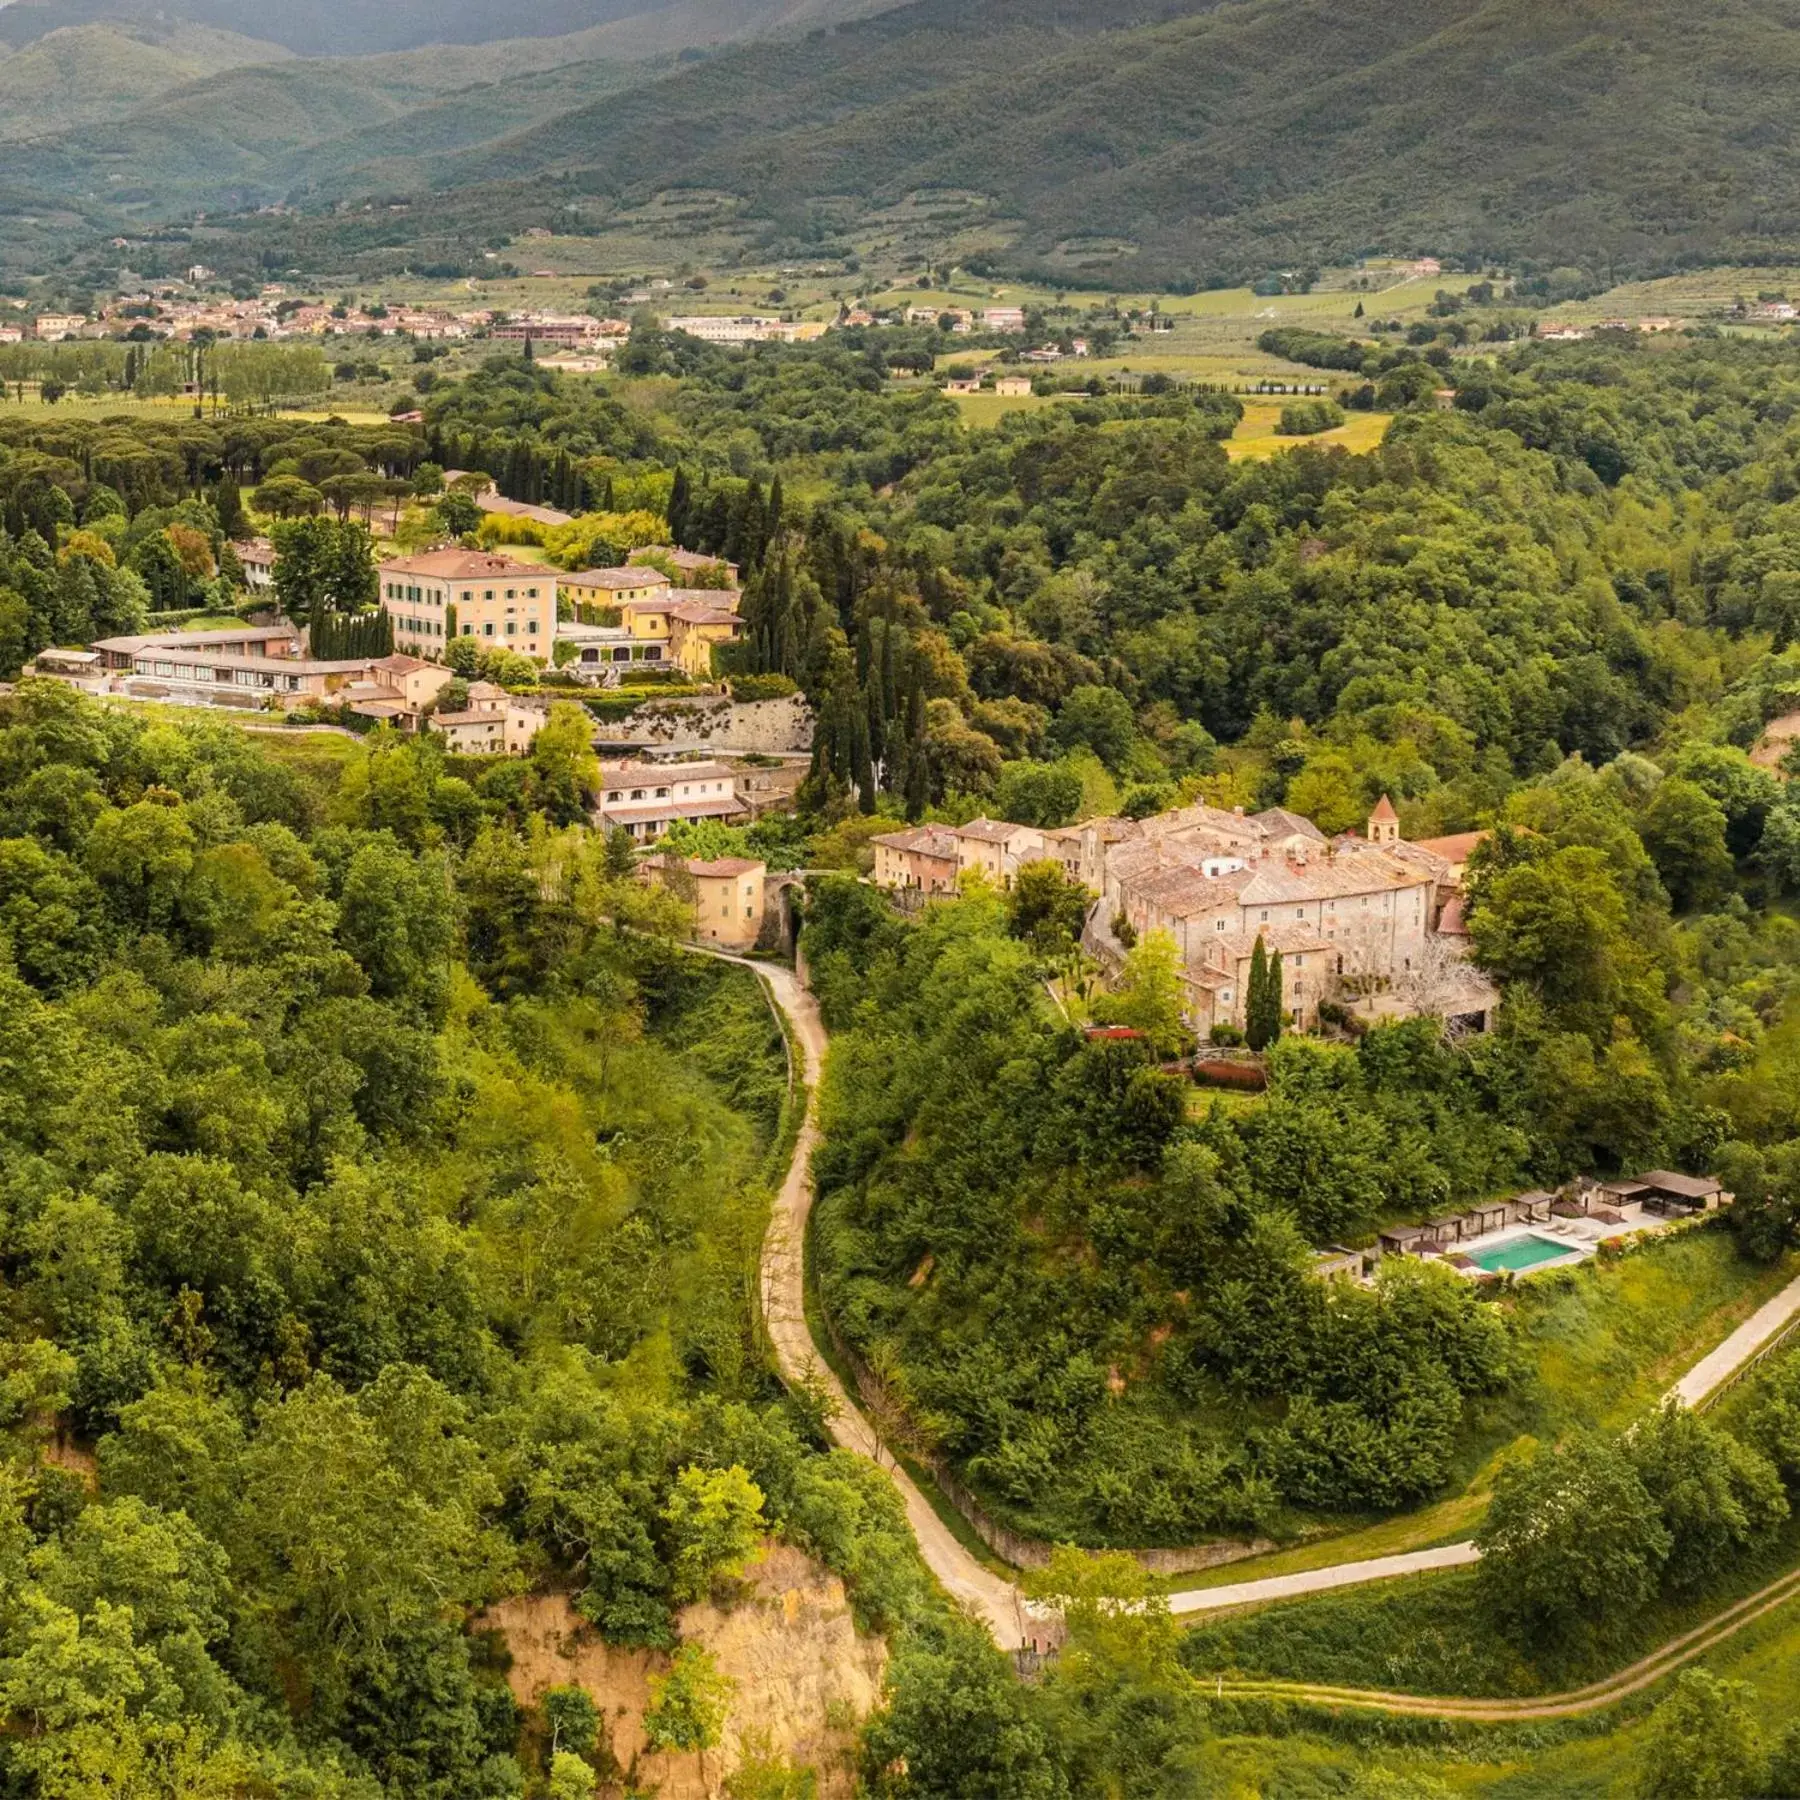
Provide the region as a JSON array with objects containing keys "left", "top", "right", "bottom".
[
  {"left": 16, "top": 0, "right": 1800, "bottom": 285},
  {"left": 425, "top": 0, "right": 1800, "bottom": 286},
  {"left": 0, "top": 21, "right": 291, "bottom": 140},
  {"left": 11, "top": 293, "right": 1800, "bottom": 1789},
  {"left": 0, "top": 682, "right": 997, "bottom": 1791}
]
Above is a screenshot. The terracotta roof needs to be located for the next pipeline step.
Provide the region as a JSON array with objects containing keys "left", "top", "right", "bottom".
[
  {"left": 1182, "top": 965, "right": 1233, "bottom": 992},
  {"left": 1133, "top": 864, "right": 1255, "bottom": 916},
  {"left": 562, "top": 566, "right": 673, "bottom": 592},
  {"left": 1141, "top": 802, "right": 1264, "bottom": 843},
  {"left": 957, "top": 817, "right": 1039, "bottom": 845},
  {"left": 600, "top": 759, "right": 735, "bottom": 787},
  {"left": 629, "top": 547, "right": 737, "bottom": 574},
  {"left": 95, "top": 627, "right": 297, "bottom": 652},
  {"left": 1237, "top": 851, "right": 1429, "bottom": 904},
  {"left": 1638, "top": 1171, "right": 1724, "bottom": 1199},
  {"left": 1252, "top": 807, "right": 1329, "bottom": 843},
  {"left": 480, "top": 495, "right": 574, "bottom": 528},
  {"left": 685, "top": 857, "right": 764, "bottom": 878},
  {"left": 668, "top": 602, "right": 742, "bottom": 627},
  {"left": 1370, "top": 794, "right": 1399, "bottom": 823},
  {"left": 600, "top": 798, "right": 743, "bottom": 822},
  {"left": 1411, "top": 830, "right": 1490, "bottom": 864},
  {"left": 379, "top": 550, "right": 548, "bottom": 580},
  {"left": 874, "top": 825, "right": 962, "bottom": 860},
  {"left": 1379, "top": 838, "right": 1455, "bottom": 877},
  {"left": 665, "top": 587, "right": 741, "bottom": 610},
  {"left": 371, "top": 653, "right": 433, "bottom": 675}
]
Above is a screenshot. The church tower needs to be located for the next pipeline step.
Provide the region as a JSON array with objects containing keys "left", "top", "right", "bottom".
[{"left": 1367, "top": 794, "right": 1400, "bottom": 845}]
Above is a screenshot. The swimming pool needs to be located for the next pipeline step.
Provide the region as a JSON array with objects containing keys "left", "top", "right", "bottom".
[{"left": 1465, "top": 1232, "right": 1581, "bottom": 1274}]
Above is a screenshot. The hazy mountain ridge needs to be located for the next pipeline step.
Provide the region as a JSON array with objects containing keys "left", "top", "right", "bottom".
[
  {"left": 0, "top": 0, "right": 904, "bottom": 236},
  {"left": 0, "top": 18, "right": 292, "bottom": 138},
  {"left": 0, "top": 0, "right": 905, "bottom": 54},
  {"left": 6, "top": 0, "right": 1800, "bottom": 285}
]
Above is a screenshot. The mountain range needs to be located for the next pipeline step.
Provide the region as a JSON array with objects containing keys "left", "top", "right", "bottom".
[
  {"left": 4, "top": 0, "right": 1800, "bottom": 287},
  {"left": 0, "top": 0, "right": 877, "bottom": 56}
]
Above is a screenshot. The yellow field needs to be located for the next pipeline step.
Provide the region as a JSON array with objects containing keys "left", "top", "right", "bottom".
[
  {"left": 276, "top": 406, "right": 403, "bottom": 425},
  {"left": 1225, "top": 402, "right": 1392, "bottom": 461},
  {"left": 949, "top": 391, "right": 1059, "bottom": 426}
]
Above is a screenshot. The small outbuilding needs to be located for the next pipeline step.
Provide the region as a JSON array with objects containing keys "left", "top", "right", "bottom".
[
  {"left": 1379, "top": 1224, "right": 1428, "bottom": 1258},
  {"left": 1638, "top": 1171, "right": 1726, "bottom": 1215}
]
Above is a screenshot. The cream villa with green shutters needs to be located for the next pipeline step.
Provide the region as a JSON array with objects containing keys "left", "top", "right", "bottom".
[{"left": 378, "top": 550, "right": 557, "bottom": 661}]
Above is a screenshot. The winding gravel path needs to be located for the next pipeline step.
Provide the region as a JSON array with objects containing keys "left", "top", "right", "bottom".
[
  {"left": 713, "top": 944, "right": 1800, "bottom": 1692},
  {"left": 717, "top": 953, "right": 1028, "bottom": 1647}
]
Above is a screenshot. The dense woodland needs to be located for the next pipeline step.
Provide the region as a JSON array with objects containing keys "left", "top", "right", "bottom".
[
  {"left": 10, "top": 321, "right": 1800, "bottom": 1789},
  {"left": 0, "top": 684, "right": 1005, "bottom": 1796}
]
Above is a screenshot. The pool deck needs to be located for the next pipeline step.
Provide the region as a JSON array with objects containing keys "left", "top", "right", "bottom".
[{"left": 1436, "top": 1201, "right": 1673, "bottom": 1278}]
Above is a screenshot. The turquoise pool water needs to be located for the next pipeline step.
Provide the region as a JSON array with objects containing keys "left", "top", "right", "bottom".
[{"left": 1466, "top": 1233, "right": 1579, "bottom": 1274}]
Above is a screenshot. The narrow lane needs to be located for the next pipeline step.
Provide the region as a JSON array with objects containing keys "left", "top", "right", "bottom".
[
  {"left": 711, "top": 952, "right": 1029, "bottom": 1647},
  {"left": 1168, "top": 1542, "right": 1481, "bottom": 1619}
]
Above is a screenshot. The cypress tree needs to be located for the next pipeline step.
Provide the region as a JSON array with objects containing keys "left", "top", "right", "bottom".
[
  {"left": 879, "top": 619, "right": 898, "bottom": 723},
  {"left": 1268, "top": 950, "right": 1285, "bottom": 1045},
  {"left": 866, "top": 678, "right": 886, "bottom": 789},
  {"left": 903, "top": 682, "right": 929, "bottom": 820},
  {"left": 1246, "top": 935, "right": 1279, "bottom": 1051},
  {"left": 667, "top": 468, "right": 690, "bottom": 544},
  {"left": 851, "top": 702, "right": 875, "bottom": 814}
]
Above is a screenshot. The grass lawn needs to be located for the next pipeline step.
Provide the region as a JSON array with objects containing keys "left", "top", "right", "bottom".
[
  {"left": 1178, "top": 1554, "right": 1800, "bottom": 1798},
  {"left": 1225, "top": 402, "right": 1393, "bottom": 460},
  {"left": 93, "top": 695, "right": 363, "bottom": 760},
  {"left": 175, "top": 615, "right": 255, "bottom": 632},
  {"left": 1186, "top": 1086, "right": 1266, "bottom": 1121},
  {"left": 1497, "top": 1230, "right": 1798, "bottom": 1443},
  {"left": 1181, "top": 1511, "right": 1800, "bottom": 1708},
  {"left": 950, "top": 390, "right": 1061, "bottom": 427}
]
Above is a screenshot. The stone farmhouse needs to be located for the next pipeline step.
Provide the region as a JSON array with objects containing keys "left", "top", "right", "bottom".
[
  {"left": 1089, "top": 796, "right": 1497, "bottom": 1035},
  {"left": 872, "top": 795, "right": 1497, "bottom": 1035},
  {"left": 871, "top": 817, "right": 1050, "bottom": 895},
  {"left": 638, "top": 854, "right": 768, "bottom": 949}
]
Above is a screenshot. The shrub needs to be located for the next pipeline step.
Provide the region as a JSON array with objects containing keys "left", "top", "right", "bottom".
[
  {"left": 1279, "top": 399, "right": 1347, "bottom": 436},
  {"left": 728, "top": 673, "right": 800, "bottom": 703}
]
